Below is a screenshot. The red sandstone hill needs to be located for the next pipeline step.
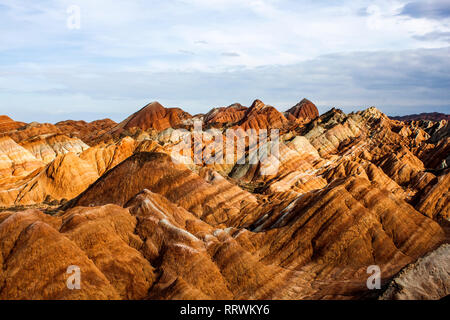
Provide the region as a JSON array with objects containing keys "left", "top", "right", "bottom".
[
  {"left": 55, "top": 119, "right": 116, "bottom": 144},
  {"left": 204, "top": 99, "right": 299, "bottom": 130},
  {"left": 204, "top": 103, "right": 248, "bottom": 126},
  {"left": 286, "top": 98, "right": 319, "bottom": 121},
  {"left": 94, "top": 102, "right": 193, "bottom": 143},
  {"left": 237, "top": 99, "right": 290, "bottom": 130},
  {"left": 0, "top": 115, "right": 26, "bottom": 133}
]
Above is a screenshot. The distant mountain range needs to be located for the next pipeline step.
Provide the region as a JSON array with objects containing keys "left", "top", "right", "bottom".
[{"left": 391, "top": 112, "right": 450, "bottom": 122}]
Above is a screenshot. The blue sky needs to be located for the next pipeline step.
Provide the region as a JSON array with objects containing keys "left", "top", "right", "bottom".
[{"left": 0, "top": 0, "right": 449, "bottom": 123}]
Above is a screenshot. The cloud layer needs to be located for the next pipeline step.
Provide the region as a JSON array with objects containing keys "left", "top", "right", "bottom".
[
  {"left": 400, "top": 0, "right": 450, "bottom": 19},
  {"left": 0, "top": 0, "right": 449, "bottom": 122}
]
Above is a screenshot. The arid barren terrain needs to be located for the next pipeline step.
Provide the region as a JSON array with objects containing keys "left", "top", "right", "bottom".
[{"left": 0, "top": 99, "right": 448, "bottom": 300}]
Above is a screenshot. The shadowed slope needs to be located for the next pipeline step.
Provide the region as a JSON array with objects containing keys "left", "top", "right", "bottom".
[{"left": 69, "top": 152, "right": 256, "bottom": 226}]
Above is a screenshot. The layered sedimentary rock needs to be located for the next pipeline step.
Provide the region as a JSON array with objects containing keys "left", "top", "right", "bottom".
[
  {"left": 302, "top": 108, "right": 362, "bottom": 157},
  {"left": 112, "top": 102, "right": 192, "bottom": 133},
  {"left": 55, "top": 119, "right": 117, "bottom": 145},
  {"left": 237, "top": 100, "right": 290, "bottom": 131},
  {"left": 79, "top": 136, "right": 136, "bottom": 176},
  {"left": 1, "top": 122, "right": 61, "bottom": 143},
  {"left": 5, "top": 153, "right": 99, "bottom": 205},
  {"left": 415, "top": 120, "right": 450, "bottom": 169},
  {"left": 0, "top": 100, "right": 448, "bottom": 300},
  {"left": 0, "top": 174, "right": 444, "bottom": 299},
  {"left": 204, "top": 103, "right": 248, "bottom": 126},
  {"left": 414, "top": 170, "right": 449, "bottom": 220},
  {"left": 0, "top": 209, "right": 119, "bottom": 299},
  {"left": 0, "top": 136, "right": 43, "bottom": 177},
  {"left": 286, "top": 98, "right": 319, "bottom": 121},
  {"left": 68, "top": 152, "right": 257, "bottom": 226},
  {"left": 0, "top": 137, "right": 147, "bottom": 207},
  {"left": 20, "top": 134, "right": 89, "bottom": 163},
  {"left": 0, "top": 115, "right": 25, "bottom": 133},
  {"left": 391, "top": 112, "right": 450, "bottom": 122},
  {"left": 59, "top": 205, "right": 155, "bottom": 299}
]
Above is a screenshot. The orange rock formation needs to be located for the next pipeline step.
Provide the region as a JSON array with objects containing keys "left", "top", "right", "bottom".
[{"left": 0, "top": 100, "right": 448, "bottom": 300}]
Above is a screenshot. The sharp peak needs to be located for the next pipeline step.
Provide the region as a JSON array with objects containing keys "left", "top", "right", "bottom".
[
  {"left": 287, "top": 98, "right": 318, "bottom": 111},
  {"left": 130, "top": 101, "right": 167, "bottom": 117},
  {"left": 139, "top": 101, "right": 188, "bottom": 114},
  {"left": 359, "top": 106, "right": 386, "bottom": 118},
  {"left": 142, "top": 101, "right": 165, "bottom": 109}
]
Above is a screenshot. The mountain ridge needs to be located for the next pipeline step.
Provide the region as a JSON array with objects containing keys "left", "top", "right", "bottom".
[{"left": 0, "top": 98, "right": 448, "bottom": 300}]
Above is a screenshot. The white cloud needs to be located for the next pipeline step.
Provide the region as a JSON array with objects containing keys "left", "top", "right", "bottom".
[
  {"left": 0, "top": 0, "right": 448, "bottom": 121},
  {"left": 1, "top": 47, "right": 449, "bottom": 122}
]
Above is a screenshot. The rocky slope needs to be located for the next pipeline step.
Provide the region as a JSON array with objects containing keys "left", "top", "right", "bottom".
[
  {"left": 0, "top": 136, "right": 44, "bottom": 178},
  {"left": 380, "top": 244, "right": 449, "bottom": 300},
  {"left": 286, "top": 98, "right": 319, "bottom": 121},
  {"left": 0, "top": 115, "right": 25, "bottom": 133},
  {"left": 0, "top": 99, "right": 448, "bottom": 300},
  {"left": 204, "top": 103, "right": 248, "bottom": 126},
  {"left": 55, "top": 119, "right": 117, "bottom": 145},
  {"left": 110, "top": 102, "right": 191, "bottom": 133}
]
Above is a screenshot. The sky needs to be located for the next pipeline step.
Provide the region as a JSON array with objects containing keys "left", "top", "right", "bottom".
[{"left": 0, "top": 0, "right": 449, "bottom": 123}]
